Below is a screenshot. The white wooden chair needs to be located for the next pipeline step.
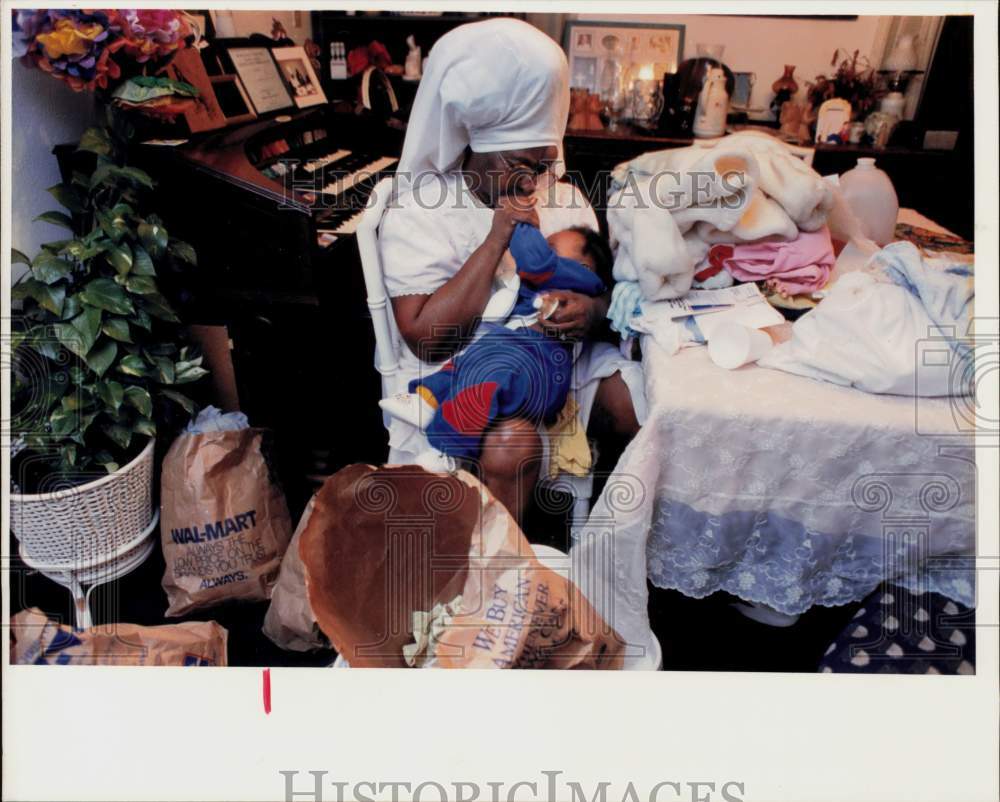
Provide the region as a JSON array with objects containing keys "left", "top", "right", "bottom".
[{"left": 356, "top": 177, "right": 594, "bottom": 529}]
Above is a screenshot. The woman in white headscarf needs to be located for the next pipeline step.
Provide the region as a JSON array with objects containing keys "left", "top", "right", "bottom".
[{"left": 379, "top": 18, "right": 646, "bottom": 521}]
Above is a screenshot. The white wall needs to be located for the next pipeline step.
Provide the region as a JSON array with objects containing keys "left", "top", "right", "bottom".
[
  {"left": 562, "top": 13, "right": 889, "bottom": 117},
  {"left": 212, "top": 10, "right": 313, "bottom": 42},
  {"left": 10, "top": 62, "right": 99, "bottom": 282}
]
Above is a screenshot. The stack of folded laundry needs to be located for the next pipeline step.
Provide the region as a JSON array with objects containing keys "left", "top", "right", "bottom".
[{"left": 606, "top": 130, "right": 836, "bottom": 302}]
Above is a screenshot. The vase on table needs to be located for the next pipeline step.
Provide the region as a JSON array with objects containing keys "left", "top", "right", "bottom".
[{"left": 770, "top": 64, "right": 798, "bottom": 117}]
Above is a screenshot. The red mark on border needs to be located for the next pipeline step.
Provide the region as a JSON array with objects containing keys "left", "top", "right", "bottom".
[{"left": 262, "top": 668, "right": 272, "bottom": 714}]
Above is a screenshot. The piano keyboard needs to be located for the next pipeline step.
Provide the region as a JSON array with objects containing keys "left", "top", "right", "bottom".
[
  {"left": 302, "top": 148, "right": 352, "bottom": 173},
  {"left": 314, "top": 153, "right": 398, "bottom": 244},
  {"left": 320, "top": 155, "right": 398, "bottom": 196}
]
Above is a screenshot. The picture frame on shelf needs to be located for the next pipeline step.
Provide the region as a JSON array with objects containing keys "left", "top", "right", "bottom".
[
  {"left": 272, "top": 45, "right": 328, "bottom": 108},
  {"left": 225, "top": 45, "right": 295, "bottom": 115},
  {"left": 562, "top": 20, "right": 685, "bottom": 94},
  {"left": 731, "top": 72, "right": 759, "bottom": 112}
]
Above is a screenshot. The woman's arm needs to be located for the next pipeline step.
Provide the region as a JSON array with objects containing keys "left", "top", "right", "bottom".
[{"left": 392, "top": 197, "right": 540, "bottom": 361}]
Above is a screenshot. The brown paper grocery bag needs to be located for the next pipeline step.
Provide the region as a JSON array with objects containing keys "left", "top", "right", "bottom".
[
  {"left": 160, "top": 428, "right": 292, "bottom": 616},
  {"left": 299, "top": 465, "right": 624, "bottom": 669},
  {"left": 262, "top": 496, "right": 331, "bottom": 652},
  {"left": 10, "top": 608, "right": 228, "bottom": 666}
]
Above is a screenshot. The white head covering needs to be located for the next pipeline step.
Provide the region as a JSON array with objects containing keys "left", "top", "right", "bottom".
[{"left": 396, "top": 18, "right": 570, "bottom": 183}]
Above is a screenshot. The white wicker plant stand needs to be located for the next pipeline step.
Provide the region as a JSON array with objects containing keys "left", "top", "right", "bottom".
[{"left": 10, "top": 438, "right": 158, "bottom": 630}]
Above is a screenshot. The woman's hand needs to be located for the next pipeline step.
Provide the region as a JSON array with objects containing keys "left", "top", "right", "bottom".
[
  {"left": 537, "top": 290, "right": 608, "bottom": 341},
  {"left": 488, "top": 194, "right": 539, "bottom": 246}
]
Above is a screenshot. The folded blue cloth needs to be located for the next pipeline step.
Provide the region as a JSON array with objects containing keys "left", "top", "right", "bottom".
[{"left": 607, "top": 280, "right": 644, "bottom": 338}]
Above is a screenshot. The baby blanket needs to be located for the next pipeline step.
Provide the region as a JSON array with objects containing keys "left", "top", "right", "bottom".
[
  {"left": 757, "top": 241, "right": 974, "bottom": 396},
  {"left": 607, "top": 131, "right": 834, "bottom": 301}
]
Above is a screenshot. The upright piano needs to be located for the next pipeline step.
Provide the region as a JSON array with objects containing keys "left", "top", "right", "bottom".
[{"left": 135, "top": 106, "right": 406, "bottom": 509}]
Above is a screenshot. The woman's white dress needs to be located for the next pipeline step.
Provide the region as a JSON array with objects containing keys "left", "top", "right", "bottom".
[{"left": 378, "top": 172, "right": 647, "bottom": 464}]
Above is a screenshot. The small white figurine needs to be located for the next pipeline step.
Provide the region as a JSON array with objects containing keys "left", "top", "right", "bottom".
[
  {"left": 693, "top": 66, "right": 729, "bottom": 138},
  {"left": 404, "top": 35, "right": 422, "bottom": 81}
]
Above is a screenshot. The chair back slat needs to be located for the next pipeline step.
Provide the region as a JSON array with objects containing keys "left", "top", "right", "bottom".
[{"left": 357, "top": 177, "right": 404, "bottom": 396}]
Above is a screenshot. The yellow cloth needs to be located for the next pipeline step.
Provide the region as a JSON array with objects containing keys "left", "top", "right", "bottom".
[{"left": 544, "top": 396, "right": 592, "bottom": 478}]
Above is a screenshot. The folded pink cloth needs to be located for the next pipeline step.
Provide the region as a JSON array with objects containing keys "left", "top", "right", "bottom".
[{"left": 712, "top": 226, "right": 835, "bottom": 295}]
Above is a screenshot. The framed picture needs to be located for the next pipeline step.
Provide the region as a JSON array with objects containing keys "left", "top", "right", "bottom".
[
  {"left": 225, "top": 45, "right": 294, "bottom": 115},
  {"left": 731, "top": 71, "right": 758, "bottom": 111},
  {"left": 272, "top": 45, "right": 328, "bottom": 108},
  {"left": 563, "top": 20, "right": 685, "bottom": 94}
]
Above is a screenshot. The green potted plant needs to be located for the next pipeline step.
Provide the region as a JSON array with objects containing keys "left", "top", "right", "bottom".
[{"left": 10, "top": 122, "right": 206, "bottom": 569}]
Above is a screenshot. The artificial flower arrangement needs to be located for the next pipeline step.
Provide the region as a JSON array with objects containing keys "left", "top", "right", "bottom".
[
  {"left": 13, "top": 8, "right": 191, "bottom": 94},
  {"left": 806, "top": 48, "right": 882, "bottom": 120}
]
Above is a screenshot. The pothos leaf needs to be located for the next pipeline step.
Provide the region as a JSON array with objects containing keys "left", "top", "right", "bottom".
[
  {"left": 117, "top": 354, "right": 150, "bottom": 377},
  {"left": 125, "top": 275, "right": 158, "bottom": 295},
  {"left": 132, "top": 244, "right": 156, "bottom": 276},
  {"left": 79, "top": 277, "right": 134, "bottom": 315},
  {"left": 52, "top": 310, "right": 98, "bottom": 358},
  {"left": 152, "top": 356, "right": 175, "bottom": 384},
  {"left": 101, "top": 422, "right": 132, "bottom": 450},
  {"left": 101, "top": 317, "right": 133, "bottom": 342},
  {"left": 132, "top": 307, "right": 152, "bottom": 331},
  {"left": 168, "top": 239, "right": 198, "bottom": 266},
  {"left": 107, "top": 243, "right": 134, "bottom": 276},
  {"left": 124, "top": 385, "right": 153, "bottom": 418},
  {"left": 138, "top": 221, "right": 168, "bottom": 259},
  {"left": 71, "top": 306, "right": 103, "bottom": 349},
  {"left": 33, "top": 210, "right": 75, "bottom": 231},
  {"left": 158, "top": 389, "right": 197, "bottom": 416},
  {"left": 97, "top": 380, "right": 124, "bottom": 411},
  {"left": 13, "top": 278, "right": 66, "bottom": 316},
  {"left": 133, "top": 417, "right": 156, "bottom": 437},
  {"left": 84, "top": 339, "right": 118, "bottom": 378},
  {"left": 77, "top": 127, "right": 112, "bottom": 156},
  {"left": 47, "top": 182, "right": 87, "bottom": 214},
  {"left": 31, "top": 251, "right": 73, "bottom": 284}
]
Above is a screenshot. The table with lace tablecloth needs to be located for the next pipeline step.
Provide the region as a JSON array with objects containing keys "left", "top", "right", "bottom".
[{"left": 573, "top": 340, "right": 976, "bottom": 663}]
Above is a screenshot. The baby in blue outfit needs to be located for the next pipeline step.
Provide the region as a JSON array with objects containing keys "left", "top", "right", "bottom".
[{"left": 380, "top": 224, "right": 611, "bottom": 469}]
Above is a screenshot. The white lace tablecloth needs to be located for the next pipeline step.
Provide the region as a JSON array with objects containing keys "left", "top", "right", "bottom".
[{"left": 573, "top": 340, "right": 976, "bottom": 663}]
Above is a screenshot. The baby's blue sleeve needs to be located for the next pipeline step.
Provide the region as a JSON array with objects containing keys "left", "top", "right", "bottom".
[
  {"left": 509, "top": 223, "right": 606, "bottom": 303},
  {"left": 509, "top": 223, "right": 558, "bottom": 277}
]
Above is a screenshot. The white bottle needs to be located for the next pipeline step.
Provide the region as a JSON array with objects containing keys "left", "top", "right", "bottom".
[{"left": 838, "top": 158, "right": 899, "bottom": 246}]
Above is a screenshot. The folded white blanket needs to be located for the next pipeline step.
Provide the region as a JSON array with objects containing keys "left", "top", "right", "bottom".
[
  {"left": 757, "top": 242, "right": 975, "bottom": 396},
  {"left": 607, "top": 131, "right": 834, "bottom": 301}
]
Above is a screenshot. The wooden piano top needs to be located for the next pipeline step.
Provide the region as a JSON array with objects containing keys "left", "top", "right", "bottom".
[{"left": 166, "top": 106, "right": 404, "bottom": 215}]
